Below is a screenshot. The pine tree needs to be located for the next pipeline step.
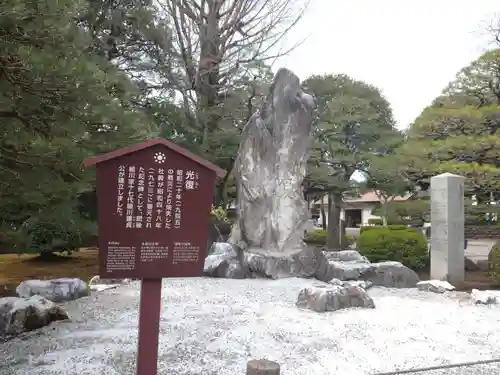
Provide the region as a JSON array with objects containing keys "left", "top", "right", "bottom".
[{"left": 0, "top": 0, "right": 154, "bottom": 254}]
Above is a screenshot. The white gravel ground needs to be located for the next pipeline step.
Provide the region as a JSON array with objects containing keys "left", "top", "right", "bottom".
[{"left": 1, "top": 277, "right": 500, "bottom": 375}]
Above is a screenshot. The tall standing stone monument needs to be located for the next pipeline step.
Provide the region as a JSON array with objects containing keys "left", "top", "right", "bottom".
[
  {"left": 205, "top": 67, "right": 335, "bottom": 282},
  {"left": 430, "top": 172, "right": 465, "bottom": 285},
  {"left": 229, "top": 68, "right": 315, "bottom": 253}
]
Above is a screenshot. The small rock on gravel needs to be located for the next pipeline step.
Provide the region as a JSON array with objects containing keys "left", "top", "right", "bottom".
[
  {"left": 0, "top": 295, "right": 68, "bottom": 335},
  {"left": 416, "top": 280, "right": 455, "bottom": 294},
  {"left": 470, "top": 289, "right": 500, "bottom": 305},
  {"left": 16, "top": 278, "right": 90, "bottom": 302},
  {"left": 296, "top": 284, "right": 375, "bottom": 312}
]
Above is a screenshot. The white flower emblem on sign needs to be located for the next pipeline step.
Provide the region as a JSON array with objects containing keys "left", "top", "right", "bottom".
[{"left": 153, "top": 152, "right": 166, "bottom": 164}]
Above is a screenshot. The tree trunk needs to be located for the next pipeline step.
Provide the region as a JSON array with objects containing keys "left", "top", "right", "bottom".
[
  {"left": 320, "top": 195, "right": 327, "bottom": 230},
  {"left": 339, "top": 219, "right": 348, "bottom": 248},
  {"left": 380, "top": 196, "right": 394, "bottom": 226},
  {"left": 326, "top": 193, "right": 342, "bottom": 250},
  {"left": 214, "top": 171, "right": 231, "bottom": 206},
  {"left": 382, "top": 202, "right": 388, "bottom": 226},
  {"left": 196, "top": 3, "right": 222, "bottom": 152}
]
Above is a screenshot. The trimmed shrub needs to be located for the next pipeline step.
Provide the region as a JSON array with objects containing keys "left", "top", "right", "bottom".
[
  {"left": 359, "top": 226, "right": 372, "bottom": 235},
  {"left": 367, "top": 218, "right": 383, "bottom": 225},
  {"left": 210, "top": 205, "right": 232, "bottom": 236},
  {"left": 304, "top": 229, "right": 327, "bottom": 244},
  {"left": 360, "top": 224, "right": 408, "bottom": 234},
  {"left": 489, "top": 240, "right": 500, "bottom": 284},
  {"left": 387, "top": 225, "right": 411, "bottom": 231},
  {"left": 304, "top": 229, "right": 355, "bottom": 247},
  {"left": 23, "top": 213, "right": 96, "bottom": 256},
  {"left": 211, "top": 205, "right": 229, "bottom": 222},
  {"left": 357, "top": 226, "right": 428, "bottom": 270}
]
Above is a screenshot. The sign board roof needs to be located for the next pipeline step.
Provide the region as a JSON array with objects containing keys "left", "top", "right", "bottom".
[
  {"left": 83, "top": 138, "right": 226, "bottom": 279},
  {"left": 83, "top": 138, "right": 226, "bottom": 179}
]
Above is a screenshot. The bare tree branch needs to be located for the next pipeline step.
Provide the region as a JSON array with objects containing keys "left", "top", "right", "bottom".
[{"left": 156, "top": 0, "right": 308, "bottom": 146}]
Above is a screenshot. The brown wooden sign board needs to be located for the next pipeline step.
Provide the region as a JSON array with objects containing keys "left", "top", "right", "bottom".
[
  {"left": 84, "top": 138, "right": 226, "bottom": 279},
  {"left": 84, "top": 138, "right": 226, "bottom": 375}
]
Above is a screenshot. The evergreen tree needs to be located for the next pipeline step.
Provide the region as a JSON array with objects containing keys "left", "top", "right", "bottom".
[{"left": 0, "top": 0, "right": 154, "bottom": 254}]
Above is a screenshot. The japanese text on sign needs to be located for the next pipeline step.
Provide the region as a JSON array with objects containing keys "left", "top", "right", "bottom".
[
  {"left": 174, "top": 169, "right": 183, "bottom": 229},
  {"left": 136, "top": 167, "right": 145, "bottom": 228},
  {"left": 116, "top": 165, "right": 126, "bottom": 215},
  {"left": 114, "top": 164, "right": 199, "bottom": 229},
  {"left": 140, "top": 241, "right": 168, "bottom": 263},
  {"left": 106, "top": 241, "right": 135, "bottom": 272},
  {"left": 165, "top": 169, "right": 174, "bottom": 229},
  {"left": 125, "top": 166, "right": 136, "bottom": 228},
  {"left": 146, "top": 168, "right": 156, "bottom": 228},
  {"left": 172, "top": 242, "right": 200, "bottom": 264},
  {"left": 184, "top": 170, "right": 199, "bottom": 190},
  {"left": 156, "top": 169, "right": 164, "bottom": 229}
]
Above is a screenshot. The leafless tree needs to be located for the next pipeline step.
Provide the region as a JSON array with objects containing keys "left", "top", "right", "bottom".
[
  {"left": 157, "top": 0, "right": 309, "bottom": 148},
  {"left": 487, "top": 13, "right": 500, "bottom": 46}
]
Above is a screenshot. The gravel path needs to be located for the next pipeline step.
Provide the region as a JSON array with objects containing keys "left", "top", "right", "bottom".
[{"left": 1, "top": 278, "right": 500, "bottom": 375}]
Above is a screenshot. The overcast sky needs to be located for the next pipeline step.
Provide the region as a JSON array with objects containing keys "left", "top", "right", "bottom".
[{"left": 274, "top": 0, "right": 499, "bottom": 129}]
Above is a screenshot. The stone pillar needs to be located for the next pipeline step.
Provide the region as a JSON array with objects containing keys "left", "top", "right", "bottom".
[
  {"left": 246, "top": 359, "right": 280, "bottom": 375},
  {"left": 430, "top": 172, "right": 465, "bottom": 285}
]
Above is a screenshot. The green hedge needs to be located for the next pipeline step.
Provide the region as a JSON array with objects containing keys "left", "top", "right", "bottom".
[
  {"left": 304, "top": 229, "right": 327, "bottom": 244},
  {"left": 304, "top": 229, "right": 355, "bottom": 247},
  {"left": 489, "top": 240, "right": 500, "bottom": 284},
  {"left": 367, "top": 218, "right": 383, "bottom": 225},
  {"left": 357, "top": 226, "right": 428, "bottom": 270},
  {"left": 360, "top": 224, "right": 409, "bottom": 234}
]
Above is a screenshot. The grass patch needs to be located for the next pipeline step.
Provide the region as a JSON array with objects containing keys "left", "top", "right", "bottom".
[{"left": 0, "top": 248, "right": 98, "bottom": 297}]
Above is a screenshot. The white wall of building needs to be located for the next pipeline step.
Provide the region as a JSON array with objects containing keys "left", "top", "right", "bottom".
[
  {"left": 317, "top": 204, "right": 382, "bottom": 227},
  {"left": 362, "top": 206, "right": 379, "bottom": 224}
]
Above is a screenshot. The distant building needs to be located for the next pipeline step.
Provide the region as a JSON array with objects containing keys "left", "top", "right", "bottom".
[{"left": 313, "top": 191, "right": 413, "bottom": 227}]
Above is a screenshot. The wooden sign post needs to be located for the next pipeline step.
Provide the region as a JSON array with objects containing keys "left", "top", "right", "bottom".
[{"left": 84, "top": 138, "right": 226, "bottom": 375}]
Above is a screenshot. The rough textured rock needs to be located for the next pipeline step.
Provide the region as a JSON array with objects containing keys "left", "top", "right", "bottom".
[
  {"left": 360, "top": 261, "right": 420, "bottom": 288},
  {"left": 329, "top": 261, "right": 419, "bottom": 288},
  {"left": 204, "top": 242, "right": 336, "bottom": 281},
  {"left": 16, "top": 278, "right": 90, "bottom": 302},
  {"left": 323, "top": 250, "right": 369, "bottom": 263},
  {"left": 88, "top": 276, "right": 132, "bottom": 292},
  {"left": 329, "top": 278, "right": 373, "bottom": 290},
  {"left": 0, "top": 295, "right": 68, "bottom": 335},
  {"left": 296, "top": 284, "right": 375, "bottom": 312},
  {"left": 204, "top": 241, "right": 419, "bottom": 287},
  {"left": 206, "top": 216, "right": 226, "bottom": 256},
  {"left": 328, "top": 261, "right": 372, "bottom": 281},
  {"left": 416, "top": 280, "right": 455, "bottom": 294},
  {"left": 88, "top": 276, "right": 132, "bottom": 285},
  {"left": 203, "top": 242, "right": 250, "bottom": 279},
  {"left": 245, "top": 247, "right": 334, "bottom": 282},
  {"left": 247, "top": 359, "right": 280, "bottom": 375},
  {"left": 322, "top": 251, "right": 418, "bottom": 288},
  {"left": 470, "top": 289, "right": 500, "bottom": 305},
  {"left": 329, "top": 278, "right": 343, "bottom": 286},
  {"left": 229, "top": 68, "right": 315, "bottom": 266}
]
